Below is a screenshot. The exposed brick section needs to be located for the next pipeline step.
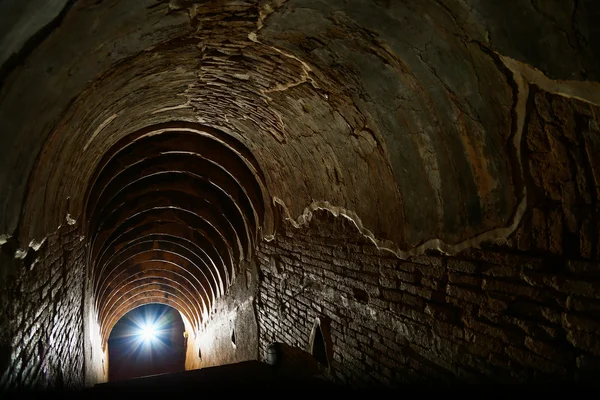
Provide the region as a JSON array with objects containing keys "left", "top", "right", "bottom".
[
  {"left": 256, "top": 210, "right": 600, "bottom": 388},
  {"left": 0, "top": 224, "right": 85, "bottom": 391},
  {"left": 185, "top": 262, "right": 259, "bottom": 371}
]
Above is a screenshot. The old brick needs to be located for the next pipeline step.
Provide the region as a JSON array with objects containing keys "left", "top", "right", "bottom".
[
  {"left": 399, "top": 282, "right": 432, "bottom": 300},
  {"left": 424, "top": 303, "right": 458, "bottom": 323},
  {"left": 448, "top": 272, "right": 481, "bottom": 287},
  {"left": 379, "top": 275, "right": 397, "bottom": 289},
  {"left": 446, "top": 284, "right": 486, "bottom": 304},
  {"left": 566, "top": 296, "right": 600, "bottom": 314},
  {"left": 504, "top": 345, "right": 567, "bottom": 375},
  {"left": 524, "top": 336, "right": 573, "bottom": 362},
  {"left": 435, "top": 321, "right": 464, "bottom": 340},
  {"left": 566, "top": 329, "right": 600, "bottom": 355},
  {"left": 469, "top": 320, "right": 524, "bottom": 344},
  {"left": 255, "top": 206, "right": 597, "bottom": 387},
  {"left": 576, "top": 354, "right": 600, "bottom": 371},
  {"left": 382, "top": 288, "right": 403, "bottom": 303},
  {"left": 562, "top": 313, "right": 600, "bottom": 333},
  {"left": 558, "top": 278, "right": 600, "bottom": 297},
  {"left": 447, "top": 259, "right": 478, "bottom": 274},
  {"left": 567, "top": 260, "right": 600, "bottom": 274},
  {"left": 420, "top": 277, "right": 444, "bottom": 290},
  {"left": 482, "top": 279, "right": 539, "bottom": 297}
]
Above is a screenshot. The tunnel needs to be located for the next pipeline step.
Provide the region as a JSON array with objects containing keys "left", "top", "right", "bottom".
[{"left": 1, "top": 0, "right": 600, "bottom": 395}]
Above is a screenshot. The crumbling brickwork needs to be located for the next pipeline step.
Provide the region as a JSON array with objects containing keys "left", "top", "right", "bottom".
[
  {"left": 0, "top": 224, "right": 85, "bottom": 391},
  {"left": 256, "top": 211, "right": 600, "bottom": 388}
]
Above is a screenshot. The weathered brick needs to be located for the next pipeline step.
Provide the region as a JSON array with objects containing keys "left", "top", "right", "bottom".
[
  {"left": 481, "top": 279, "right": 539, "bottom": 297},
  {"left": 524, "top": 336, "right": 573, "bottom": 362},
  {"left": 447, "top": 259, "right": 478, "bottom": 274},
  {"left": 562, "top": 313, "right": 600, "bottom": 333},
  {"left": 448, "top": 272, "right": 481, "bottom": 287},
  {"left": 0, "top": 226, "right": 85, "bottom": 390},
  {"left": 256, "top": 208, "right": 600, "bottom": 388},
  {"left": 424, "top": 303, "right": 459, "bottom": 323}
]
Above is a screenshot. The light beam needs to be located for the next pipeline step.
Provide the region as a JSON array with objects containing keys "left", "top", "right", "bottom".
[{"left": 140, "top": 323, "right": 157, "bottom": 342}]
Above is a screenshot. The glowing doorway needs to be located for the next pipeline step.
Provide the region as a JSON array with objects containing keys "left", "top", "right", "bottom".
[{"left": 107, "top": 304, "right": 185, "bottom": 381}]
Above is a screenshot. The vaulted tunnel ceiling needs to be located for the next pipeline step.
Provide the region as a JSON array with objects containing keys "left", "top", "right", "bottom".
[
  {"left": 86, "top": 122, "right": 268, "bottom": 341},
  {"left": 1, "top": 0, "right": 599, "bottom": 341}
]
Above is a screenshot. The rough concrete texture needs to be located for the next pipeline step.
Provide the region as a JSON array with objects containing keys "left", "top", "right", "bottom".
[{"left": 0, "top": 0, "right": 598, "bottom": 392}]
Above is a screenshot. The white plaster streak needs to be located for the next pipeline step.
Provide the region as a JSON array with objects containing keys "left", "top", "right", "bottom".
[
  {"left": 152, "top": 101, "right": 192, "bottom": 114},
  {"left": 262, "top": 73, "right": 311, "bottom": 95},
  {"left": 272, "top": 197, "right": 398, "bottom": 254},
  {"left": 500, "top": 55, "right": 600, "bottom": 107},
  {"left": 273, "top": 196, "right": 527, "bottom": 259},
  {"left": 83, "top": 113, "right": 118, "bottom": 152},
  {"left": 28, "top": 237, "right": 47, "bottom": 251}
]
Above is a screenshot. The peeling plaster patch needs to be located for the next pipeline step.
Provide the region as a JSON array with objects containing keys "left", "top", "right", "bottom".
[
  {"left": 272, "top": 193, "right": 528, "bottom": 259},
  {"left": 28, "top": 238, "right": 46, "bottom": 252},
  {"left": 270, "top": 51, "right": 600, "bottom": 259},
  {"left": 267, "top": 50, "right": 538, "bottom": 258},
  {"left": 272, "top": 196, "right": 397, "bottom": 254},
  {"left": 66, "top": 213, "right": 76, "bottom": 225},
  {"left": 270, "top": 51, "right": 600, "bottom": 258},
  {"left": 14, "top": 249, "right": 28, "bottom": 259},
  {"left": 83, "top": 113, "right": 118, "bottom": 152},
  {"left": 29, "top": 256, "right": 40, "bottom": 269},
  {"left": 168, "top": 0, "right": 187, "bottom": 12},
  {"left": 11, "top": 237, "right": 47, "bottom": 266}
]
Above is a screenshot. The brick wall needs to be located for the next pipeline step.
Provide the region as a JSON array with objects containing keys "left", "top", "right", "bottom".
[
  {"left": 0, "top": 224, "right": 86, "bottom": 391},
  {"left": 185, "top": 260, "right": 259, "bottom": 371},
  {"left": 256, "top": 210, "right": 600, "bottom": 388}
]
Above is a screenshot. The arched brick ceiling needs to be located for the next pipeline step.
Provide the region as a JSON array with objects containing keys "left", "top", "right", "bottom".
[
  {"left": 1, "top": 0, "right": 599, "bottom": 341},
  {"left": 84, "top": 123, "right": 267, "bottom": 342}
]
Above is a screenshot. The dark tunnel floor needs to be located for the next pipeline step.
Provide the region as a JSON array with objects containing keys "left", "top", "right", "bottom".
[{"left": 2, "top": 360, "right": 599, "bottom": 398}]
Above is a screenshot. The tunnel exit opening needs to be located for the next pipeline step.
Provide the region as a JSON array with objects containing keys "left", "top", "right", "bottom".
[{"left": 107, "top": 304, "right": 186, "bottom": 382}]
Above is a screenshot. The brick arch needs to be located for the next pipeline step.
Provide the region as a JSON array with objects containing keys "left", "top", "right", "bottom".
[{"left": 82, "top": 124, "right": 268, "bottom": 343}]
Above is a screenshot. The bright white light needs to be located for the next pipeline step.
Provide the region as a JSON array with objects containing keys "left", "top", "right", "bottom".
[{"left": 140, "top": 324, "right": 157, "bottom": 342}]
